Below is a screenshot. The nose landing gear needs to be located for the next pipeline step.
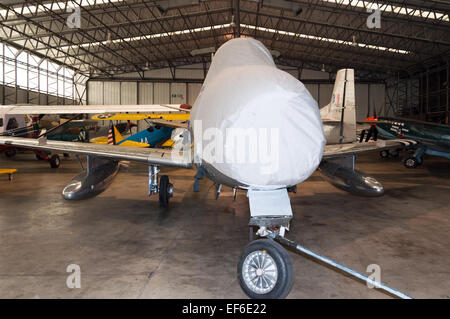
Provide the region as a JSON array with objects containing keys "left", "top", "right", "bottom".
[{"left": 237, "top": 224, "right": 413, "bottom": 299}]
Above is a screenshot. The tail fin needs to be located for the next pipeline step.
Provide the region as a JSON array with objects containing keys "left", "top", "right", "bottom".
[
  {"left": 320, "top": 69, "right": 356, "bottom": 143},
  {"left": 107, "top": 124, "right": 124, "bottom": 145}
]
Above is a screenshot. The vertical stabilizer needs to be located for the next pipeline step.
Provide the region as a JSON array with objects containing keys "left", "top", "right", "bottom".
[
  {"left": 107, "top": 124, "right": 124, "bottom": 145},
  {"left": 320, "top": 69, "right": 356, "bottom": 143}
]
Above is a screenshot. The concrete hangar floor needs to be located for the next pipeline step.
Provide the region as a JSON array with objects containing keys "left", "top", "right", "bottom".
[{"left": 0, "top": 152, "right": 449, "bottom": 299}]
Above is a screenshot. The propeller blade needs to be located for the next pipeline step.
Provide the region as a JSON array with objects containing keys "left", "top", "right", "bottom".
[{"left": 373, "top": 126, "right": 378, "bottom": 141}]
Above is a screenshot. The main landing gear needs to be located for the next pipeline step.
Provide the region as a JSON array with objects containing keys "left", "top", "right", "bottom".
[
  {"left": 403, "top": 148, "right": 425, "bottom": 169},
  {"left": 35, "top": 151, "right": 60, "bottom": 168},
  {"left": 380, "top": 149, "right": 400, "bottom": 159},
  {"left": 148, "top": 165, "right": 173, "bottom": 208}
]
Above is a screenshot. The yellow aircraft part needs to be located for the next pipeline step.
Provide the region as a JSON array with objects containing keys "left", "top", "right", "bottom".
[
  {"left": 113, "top": 125, "right": 124, "bottom": 143},
  {"left": 92, "top": 113, "right": 190, "bottom": 121},
  {"left": 0, "top": 169, "right": 17, "bottom": 174},
  {"left": 90, "top": 136, "right": 108, "bottom": 144},
  {"left": 90, "top": 136, "right": 149, "bottom": 147},
  {"left": 0, "top": 168, "right": 17, "bottom": 180},
  {"left": 118, "top": 140, "right": 150, "bottom": 148},
  {"left": 161, "top": 139, "right": 174, "bottom": 147}
]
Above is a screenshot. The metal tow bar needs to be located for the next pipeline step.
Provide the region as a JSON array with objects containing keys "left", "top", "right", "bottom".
[{"left": 269, "top": 233, "right": 413, "bottom": 299}]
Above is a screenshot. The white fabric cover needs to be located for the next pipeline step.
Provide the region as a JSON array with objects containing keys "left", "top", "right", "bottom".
[{"left": 191, "top": 38, "right": 325, "bottom": 189}]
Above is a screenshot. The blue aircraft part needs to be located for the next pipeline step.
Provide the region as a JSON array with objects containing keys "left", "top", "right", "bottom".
[
  {"left": 117, "top": 126, "right": 173, "bottom": 147},
  {"left": 47, "top": 134, "right": 81, "bottom": 142},
  {"left": 376, "top": 126, "right": 397, "bottom": 139},
  {"left": 425, "top": 148, "right": 450, "bottom": 160},
  {"left": 413, "top": 147, "right": 425, "bottom": 164}
]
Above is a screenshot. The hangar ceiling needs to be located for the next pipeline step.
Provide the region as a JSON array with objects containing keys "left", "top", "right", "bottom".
[{"left": 0, "top": 0, "right": 449, "bottom": 80}]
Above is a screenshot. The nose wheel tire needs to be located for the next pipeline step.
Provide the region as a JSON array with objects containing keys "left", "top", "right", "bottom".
[
  {"left": 159, "top": 175, "right": 173, "bottom": 208},
  {"left": 238, "top": 239, "right": 293, "bottom": 299}
]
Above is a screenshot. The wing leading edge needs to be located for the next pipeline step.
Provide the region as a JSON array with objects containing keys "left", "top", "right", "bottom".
[
  {"left": 0, "top": 104, "right": 187, "bottom": 115},
  {"left": 323, "top": 139, "right": 417, "bottom": 159}
]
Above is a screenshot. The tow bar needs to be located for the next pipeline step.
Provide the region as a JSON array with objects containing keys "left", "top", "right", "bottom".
[{"left": 269, "top": 233, "right": 413, "bottom": 299}]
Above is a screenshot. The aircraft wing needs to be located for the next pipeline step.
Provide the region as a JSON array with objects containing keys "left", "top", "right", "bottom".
[
  {"left": 149, "top": 119, "right": 189, "bottom": 129},
  {"left": 0, "top": 136, "right": 192, "bottom": 168},
  {"left": 91, "top": 113, "right": 190, "bottom": 121},
  {"left": 323, "top": 139, "right": 417, "bottom": 159},
  {"left": 0, "top": 104, "right": 186, "bottom": 115}
]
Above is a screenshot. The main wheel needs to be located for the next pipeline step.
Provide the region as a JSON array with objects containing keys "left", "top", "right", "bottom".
[
  {"left": 5, "top": 149, "right": 16, "bottom": 158},
  {"left": 49, "top": 154, "right": 60, "bottom": 168},
  {"left": 404, "top": 156, "right": 418, "bottom": 169},
  {"left": 389, "top": 149, "right": 399, "bottom": 158},
  {"left": 159, "top": 175, "right": 173, "bottom": 208},
  {"left": 380, "top": 150, "right": 389, "bottom": 159},
  {"left": 238, "top": 239, "right": 293, "bottom": 299}
]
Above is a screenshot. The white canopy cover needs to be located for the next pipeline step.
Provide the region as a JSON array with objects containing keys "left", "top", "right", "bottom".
[{"left": 191, "top": 38, "right": 325, "bottom": 189}]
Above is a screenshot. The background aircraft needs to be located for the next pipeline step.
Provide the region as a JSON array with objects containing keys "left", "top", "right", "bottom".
[
  {"left": 360, "top": 116, "right": 450, "bottom": 168},
  {"left": 0, "top": 111, "right": 134, "bottom": 168}
]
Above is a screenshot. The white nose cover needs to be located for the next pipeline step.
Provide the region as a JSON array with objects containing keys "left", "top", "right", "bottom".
[{"left": 192, "top": 38, "right": 325, "bottom": 189}]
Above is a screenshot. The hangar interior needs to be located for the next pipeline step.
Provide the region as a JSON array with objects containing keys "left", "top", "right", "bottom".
[{"left": 0, "top": 0, "right": 449, "bottom": 299}]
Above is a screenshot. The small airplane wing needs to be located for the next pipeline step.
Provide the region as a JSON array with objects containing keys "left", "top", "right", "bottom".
[
  {"left": 91, "top": 113, "right": 190, "bottom": 121},
  {"left": 0, "top": 136, "right": 192, "bottom": 168},
  {"left": 0, "top": 104, "right": 186, "bottom": 115},
  {"left": 149, "top": 119, "right": 189, "bottom": 129},
  {"left": 323, "top": 139, "right": 417, "bottom": 159}
]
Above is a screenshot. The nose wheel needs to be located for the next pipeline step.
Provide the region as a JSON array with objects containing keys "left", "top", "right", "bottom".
[{"left": 237, "top": 239, "right": 293, "bottom": 299}]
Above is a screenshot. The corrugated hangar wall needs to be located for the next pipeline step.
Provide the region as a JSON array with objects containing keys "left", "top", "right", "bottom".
[{"left": 87, "top": 64, "right": 388, "bottom": 121}]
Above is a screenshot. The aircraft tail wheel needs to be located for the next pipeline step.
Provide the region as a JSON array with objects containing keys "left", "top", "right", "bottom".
[
  {"left": 380, "top": 150, "right": 389, "bottom": 159},
  {"left": 237, "top": 239, "right": 293, "bottom": 299},
  {"left": 159, "top": 175, "right": 173, "bottom": 208},
  {"left": 50, "top": 154, "right": 60, "bottom": 168},
  {"left": 404, "top": 157, "right": 418, "bottom": 169}
]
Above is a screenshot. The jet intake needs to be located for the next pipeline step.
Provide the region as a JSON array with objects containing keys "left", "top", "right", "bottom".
[
  {"left": 319, "top": 158, "right": 384, "bottom": 197},
  {"left": 62, "top": 156, "right": 119, "bottom": 200}
]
